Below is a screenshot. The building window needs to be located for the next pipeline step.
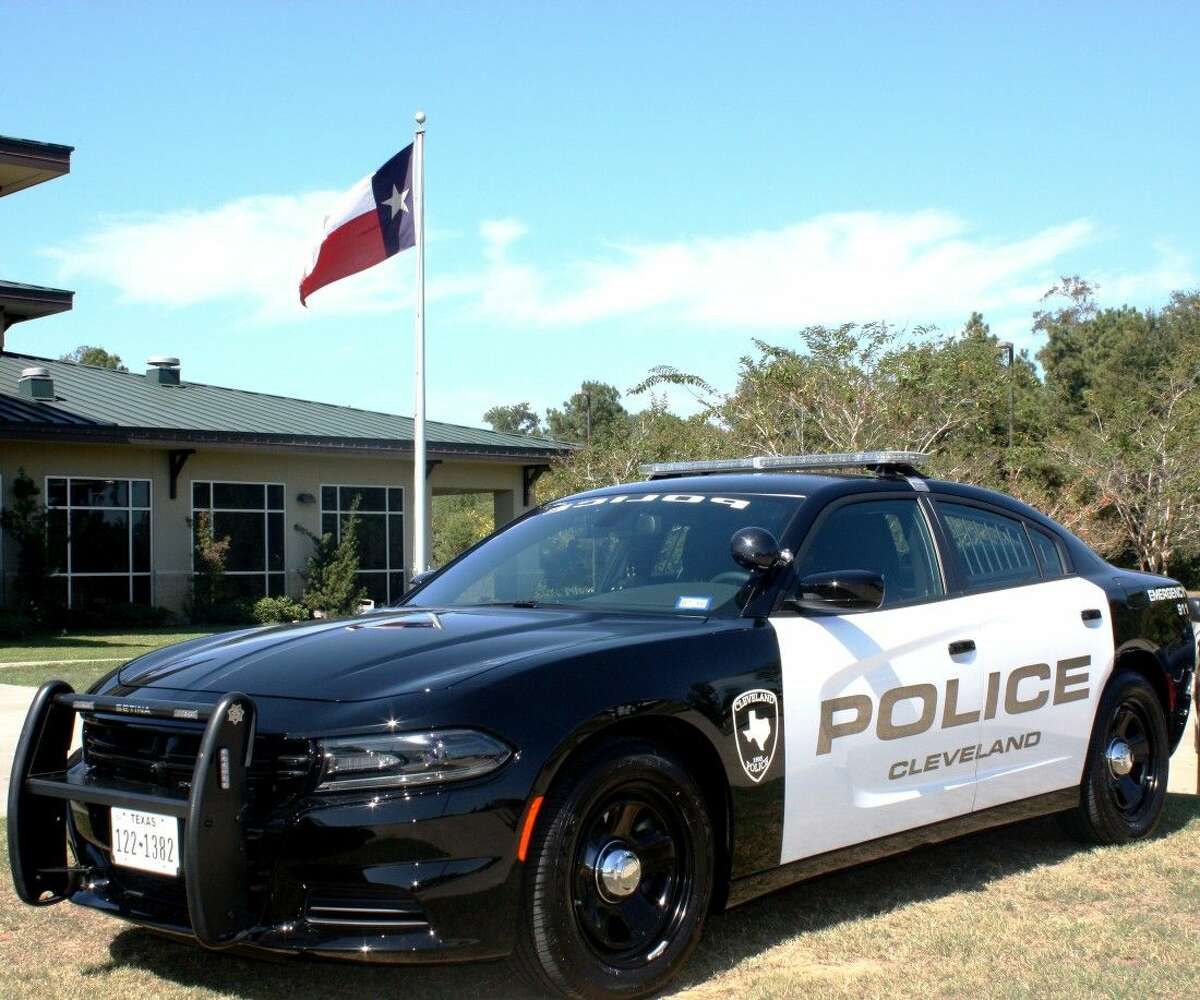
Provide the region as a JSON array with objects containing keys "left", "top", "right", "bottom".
[
  {"left": 320, "top": 485, "right": 405, "bottom": 605},
  {"left": 46, "top": 476, "right": 152, "bottom": 608},
  {"left": 192, "top": 481, "right": 285, "bottom": 600}
]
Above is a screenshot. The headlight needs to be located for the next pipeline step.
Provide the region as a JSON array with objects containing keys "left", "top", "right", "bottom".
[{"left": 316, "top": 729, "right": 512, "bottom": 792}]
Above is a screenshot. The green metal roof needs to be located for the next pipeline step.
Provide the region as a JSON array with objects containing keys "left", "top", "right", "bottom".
[
  {"left": 0, "top": 281, "right": 74, "bottom": 324},
  {"left": 0, "top": 352, "right": 570, "bottom": 460}
]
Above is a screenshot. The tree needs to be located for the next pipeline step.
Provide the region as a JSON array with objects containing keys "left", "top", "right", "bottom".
[
  {"left": 1042, "top": 290, "right": 1200, "bottom": 573},
  {"left": 540, "top": 397, "right": 729, "bottom": 500},
  {"left": 299, "top": 499, "right": 367, "bottom": 615},
  {"left": 483, "top": 402, "right": 543, "bottom": 436},
  {"left": 545, "top": 381, "right": 627, "bottom": 444},
  {"left": 188, "top": 511, "right": 235, "bottom": 622},
  {"left": 60, "top": 345, "right": 128, "bottom": 371},
  {"left": 0, "top": 468, "right": 54, "bottom": 621},
  {"left": 636, "top": 323, "right": 1038, "bottom": 484},
  {"left": 433, "top": 493, "right": 494, "bottom": 564}
]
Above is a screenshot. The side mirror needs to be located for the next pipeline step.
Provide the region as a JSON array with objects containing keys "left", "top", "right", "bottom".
[
  {"left": 407, "top": 568, "right": 437, "bottom": 592},
  {"left": 788, "top": 570, "right": 885, "bottom": 613},
  {"left": 730, "top": 527, "right": 793, "bottom": 573}
]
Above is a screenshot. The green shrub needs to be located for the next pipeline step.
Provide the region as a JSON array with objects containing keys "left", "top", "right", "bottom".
[
  {"left": 252, "top": 596, "right": 310, "bottom": 625},
  {"left": 299, "top": 496, "right": 367, "bottom": 617},
  {"left": 0, "top": 610, "right": 37, "bottom": 640}
]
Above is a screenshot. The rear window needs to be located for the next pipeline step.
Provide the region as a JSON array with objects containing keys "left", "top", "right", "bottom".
[
  {"left": 1029, "top": 526, "right": 1068, "bottom": 577},
  {"left": 937, "top": 502, "right": 1040, "bottom": 590}
]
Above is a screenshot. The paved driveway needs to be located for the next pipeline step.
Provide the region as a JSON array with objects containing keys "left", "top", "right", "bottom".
[{"left": 0, "top": 684, "right": 1197, "bottom": 818}]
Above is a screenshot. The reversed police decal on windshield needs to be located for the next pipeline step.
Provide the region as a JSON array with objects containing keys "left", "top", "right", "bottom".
[
  {"left": 733, "top": 688, "right": 779, "bottom": 783},
  {"left": 675, "top": 595, "right": 712, "bottom": 612},
  {"left": 544, "top": 493, "right": 751, "bottom": 513}
]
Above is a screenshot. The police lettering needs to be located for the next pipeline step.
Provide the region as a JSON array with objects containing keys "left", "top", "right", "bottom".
[{"left": 815, "top": 656, "right": 1090, "bottom": 755}]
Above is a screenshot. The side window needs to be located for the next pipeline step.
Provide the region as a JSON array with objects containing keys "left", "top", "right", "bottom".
[
  {"left": 796, "top": 499, "right": 943, "bottom": 608},
  {"left": 1029, "top": 526, "right": 1068, "bottom": 578},
  {"left": 937, "top": 502, "right": 1039, "bottom": 590}
]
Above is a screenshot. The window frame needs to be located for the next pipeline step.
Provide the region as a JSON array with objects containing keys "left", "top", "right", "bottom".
[
  {"left": 190, "top": 479, "right": 286, "bottom": 598},
  {"left": 928, "top": 495, "right": 1075, "bottom": 596},
  {"left": 319, "top": 483, "right": 406, "bottom": 605},
  {"left": 44, "top": 474, "right": 154, "bottom": 608},
  {"left": 774, "top": 492, "right": 949, "bottom": 615}
]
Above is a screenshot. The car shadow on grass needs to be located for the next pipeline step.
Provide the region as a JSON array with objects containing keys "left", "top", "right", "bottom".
[{"left": 93, "top": 795, "right": 1200, "bottom": 999}]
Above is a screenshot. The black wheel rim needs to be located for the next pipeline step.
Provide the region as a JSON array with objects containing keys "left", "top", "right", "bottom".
[
  {"left": 1103, "top": 698, "right": 1160, "bottom": 822},
  {"left": 571, "top": 781, "right": 695, "bottom": 968}
]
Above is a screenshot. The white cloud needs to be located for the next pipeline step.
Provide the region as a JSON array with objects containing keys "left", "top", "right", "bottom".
[
  {"left": 464, "top": 211, "right": 1101, "bottom": 329},
  {"left": 48, "top": 192, "right": 1190, "bottom": 336},
  {"left": 46, "top": 192, "right": 418, "bottom": 320}
]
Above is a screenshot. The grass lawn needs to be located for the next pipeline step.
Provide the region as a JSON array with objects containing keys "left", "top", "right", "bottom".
[
  {"left": 0, "top": 796, "right": 1197, "bottom": 999},
  {"left": 0, "top": 628, "right": 228, "bottom": 690}
]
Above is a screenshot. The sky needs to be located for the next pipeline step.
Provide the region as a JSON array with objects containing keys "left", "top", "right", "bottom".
[{"left": 2, "top": 2, "right": 1198, "bottom": 427}]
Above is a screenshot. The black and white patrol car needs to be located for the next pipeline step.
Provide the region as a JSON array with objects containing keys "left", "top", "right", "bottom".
[{"left": 9, "top": 452, "right": 1196, "bottom": 998}]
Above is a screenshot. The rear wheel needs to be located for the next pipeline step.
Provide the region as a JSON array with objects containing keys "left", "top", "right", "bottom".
[
  {"left": 514, "top": 740, "right": 714, "bottom": 999},
  {"left": 1061, "top": 670, "right": 1168, "bottom": 844}
]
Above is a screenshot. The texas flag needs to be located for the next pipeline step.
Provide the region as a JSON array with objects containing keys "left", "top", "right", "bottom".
[{"left": 299, "top": 145, "right": 415, "bottom": 306}]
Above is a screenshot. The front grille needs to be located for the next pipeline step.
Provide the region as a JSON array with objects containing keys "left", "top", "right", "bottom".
[
  {"left": 304, "top": 887, "right": 429, "bottom": 931},
  {"left": 82, "top": 716, "right": 313, "bottom": 804},
  {"left": 80, "top": 714, "right": 314, "bottom": 925}
]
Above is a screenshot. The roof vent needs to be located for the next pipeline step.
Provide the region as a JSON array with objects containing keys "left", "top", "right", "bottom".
[
  {"left": 146, "top": 355, "right": 181, "bottom": 386},
  {"left": 18, "top": 366, "right": 54, "bottom": 401}
]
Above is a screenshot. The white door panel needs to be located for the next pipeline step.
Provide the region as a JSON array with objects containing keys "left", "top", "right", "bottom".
[
  {"left": 774, "top": 598, "right": 984, "bottom": 865},
  {"left": 971, "top": 576, "right": 1115, "bottom": 809}
]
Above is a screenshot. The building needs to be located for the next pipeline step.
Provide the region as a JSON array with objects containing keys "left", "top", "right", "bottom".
[
  {"left": 0, "top": 352, "right": 569, "bottom": 613},
  {"left": 0, "top": 134, "right": 75, "bottom": 350}
]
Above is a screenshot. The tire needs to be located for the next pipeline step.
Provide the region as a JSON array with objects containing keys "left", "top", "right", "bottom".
[
  {"left": 1060, "top": 670, "right": 1169, "bottom": 844},
  {"left": 513, "top": 739, "right": 714, "bottom": 999}
]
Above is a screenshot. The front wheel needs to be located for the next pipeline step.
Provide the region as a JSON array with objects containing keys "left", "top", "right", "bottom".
[
  {"left": 1061, "top": 670, "right": 1169, "bottom": 844},
  {"left": 514, "top": 739, "right": 714, "bottom": 999}
]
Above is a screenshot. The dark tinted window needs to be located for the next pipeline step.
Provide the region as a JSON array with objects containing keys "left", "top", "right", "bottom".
[
  {"left": 938, "top": 503, "right": 1038, "bottom": 590},
  {"left": 1029, "top": 527, "right": 1067, "bottom": 577},
  {"left": 797, "top": 499, "right": 943, "bottom": 607}
]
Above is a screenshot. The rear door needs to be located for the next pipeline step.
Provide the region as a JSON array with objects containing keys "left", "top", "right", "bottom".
[
  {"left": 931, "top": 499, "right": 1115, "bottom": 812},
  {"left": 772, "top": 495, "right": 985, "bottom": 865}
]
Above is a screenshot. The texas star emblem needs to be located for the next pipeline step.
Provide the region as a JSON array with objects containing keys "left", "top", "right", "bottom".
[
  {"left": 732, "top": 688, "right": 779, "bottom": 783},
  {"left": 227, "top": 704, "right": 245, "bottom": 726}
]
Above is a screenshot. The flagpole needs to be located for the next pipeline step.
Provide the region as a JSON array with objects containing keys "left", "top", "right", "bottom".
[{"left": 412, "top": 110, "right": 427, "bottom": 581}]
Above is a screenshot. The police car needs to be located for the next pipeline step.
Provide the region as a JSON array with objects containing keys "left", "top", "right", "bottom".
[{"left": 9, "top": 452, "right": 1195, "bottom": 999}]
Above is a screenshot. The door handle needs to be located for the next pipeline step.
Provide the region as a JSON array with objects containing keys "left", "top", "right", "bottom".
[
  {"left": 1081, "top": 608, "right": 1102, "bottom": 622},
  {"left": 948, "top": 639, "right": 976, "bottom": 656}
]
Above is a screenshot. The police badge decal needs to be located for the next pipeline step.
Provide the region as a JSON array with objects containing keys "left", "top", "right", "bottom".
[{"left": 733, "top": 688, "right": 779, "bottom": 782}]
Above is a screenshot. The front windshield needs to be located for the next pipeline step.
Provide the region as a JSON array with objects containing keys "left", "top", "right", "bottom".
[{"left": 409, "top": 491, "right": 803, "bottom": 616}]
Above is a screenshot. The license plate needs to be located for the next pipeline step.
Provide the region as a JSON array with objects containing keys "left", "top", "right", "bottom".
[{"left": 110, "top": 807, "right": 180, "bottom": 877}]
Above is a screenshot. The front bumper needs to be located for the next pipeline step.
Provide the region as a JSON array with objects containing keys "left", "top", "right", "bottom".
[{"left": 7, "top": 682, "right": 524, "bottom": 963}]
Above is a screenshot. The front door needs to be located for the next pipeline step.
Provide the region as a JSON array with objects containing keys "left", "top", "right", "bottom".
[{"left": 772, "top": 496, "right": 984, "bottom": 865}]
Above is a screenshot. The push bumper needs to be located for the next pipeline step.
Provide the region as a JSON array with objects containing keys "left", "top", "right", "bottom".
[
  {"left": 8, "top": 681, "right": 524, "bottom": 962},
  {"left": 8, "top": 681, "right": 259, "bottom": 947}
]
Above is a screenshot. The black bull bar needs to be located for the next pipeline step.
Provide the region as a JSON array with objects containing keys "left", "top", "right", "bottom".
[{"left": 7, "top": 681, "right": 259, "bottom": 947}]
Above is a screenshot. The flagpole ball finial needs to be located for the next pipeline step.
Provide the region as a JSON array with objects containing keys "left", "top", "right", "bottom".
[{"left": 415, "top": 110, "right": 426, "bottom": 125}]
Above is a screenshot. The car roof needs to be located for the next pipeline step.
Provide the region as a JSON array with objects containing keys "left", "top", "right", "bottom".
[{"left": 558, "top": 472, "right": 1064, "bottom": 528}]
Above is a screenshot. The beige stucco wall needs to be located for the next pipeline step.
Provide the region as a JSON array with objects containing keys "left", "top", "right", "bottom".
[{"left": 0, "top": 439, "right": 533, "bottom": 612}]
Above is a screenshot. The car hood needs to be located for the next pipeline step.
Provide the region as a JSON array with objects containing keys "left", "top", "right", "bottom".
[{"left": 116, "top": 607, "right": 707, "bottom": 703}]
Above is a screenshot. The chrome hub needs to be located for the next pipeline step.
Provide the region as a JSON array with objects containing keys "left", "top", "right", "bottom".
[
  {"left": 1106, "top": 739, "right": 1134, "bottom": 777},
  {"left": 595, "top": 843, "right": 642, "bottom": 901}
]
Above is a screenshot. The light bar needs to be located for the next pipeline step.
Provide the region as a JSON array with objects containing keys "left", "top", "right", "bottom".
[{"left": 641, "top": 451, "right": 929, "bottom": 480}]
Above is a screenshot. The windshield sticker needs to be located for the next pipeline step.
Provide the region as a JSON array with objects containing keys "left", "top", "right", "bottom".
[
  {"left": 676, "top": 595, "right": 713, "bottom": 611},
  {"left": 545, "top": 494, "right": 751, "bottom": 514}
]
